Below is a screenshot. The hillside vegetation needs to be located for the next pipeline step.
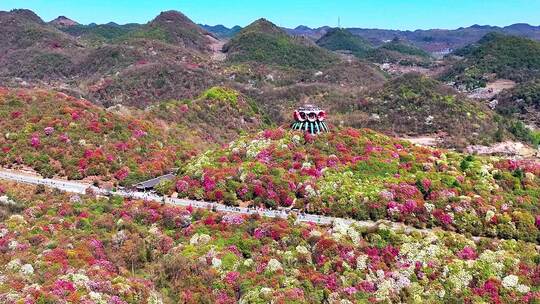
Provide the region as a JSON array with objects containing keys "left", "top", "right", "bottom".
[
  {"left": 224, "top": 19, "right": 339, "bottom": 69},
  {"left": 340, "top": 73, "right": 502, "bottom": 147},
  {"left": 59, "top": 23, "right": 142, "bottom": 44},
  {"left": 145, "top": 86, "right": 269, "bottom": 144},
  {"left": 1, "top": 181, "right": 538, "bottom": 303},
  {"left": 173, "top": 127, "right": 540, "bottom": 242},
  {"left": 0, "top": 88, "right": 187, "bottom": 184},
  {"left": 316, "top": 28, "right": 373, "bottom": 57},
  {"left": 121, "top": 11, "right": 212, "bottom": 52},
  {"left": 443, "top": 33, "right": 540, "bottom": 89},
  {"left": 366, "top": 38, "right": 432, "bottom": 66},
  {"left": 497, "top": 79, "right": 540, "bottom": 116},
  {"left": 0, "top": 87, "right": 268, "bottom": 184}
]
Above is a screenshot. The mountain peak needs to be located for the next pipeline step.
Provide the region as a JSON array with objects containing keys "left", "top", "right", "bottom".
[
  {"left": 243, "top": 18, "right": 284, "bottom": 36},
  {"left": 295, "top": 25, "right": 312, "bottom": 31},
  {"left": 50, "top": 15, "right": 79, "bottom": 27},
  {"left": 152, "top": 10, "right": 193, "bottom": 25}
]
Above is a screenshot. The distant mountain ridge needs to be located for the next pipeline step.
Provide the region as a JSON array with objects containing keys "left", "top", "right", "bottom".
[
  {"left": 285, "top": 23, "right": 540, "bottom": 53},
  {"left": 40, "top": 12, "right": 540, "bottom": 54},
  {"left": 199, "top": 24, "right": 241, "bottom": 38}
]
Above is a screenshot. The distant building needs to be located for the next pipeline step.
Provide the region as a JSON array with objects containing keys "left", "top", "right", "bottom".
[{"left": 291, "top": 104, "right": 329, "bottom": 134}]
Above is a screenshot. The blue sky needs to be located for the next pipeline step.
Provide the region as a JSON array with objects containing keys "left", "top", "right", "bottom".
[{"left": 1, "top": 0, "right": 539, "bottom": 30}]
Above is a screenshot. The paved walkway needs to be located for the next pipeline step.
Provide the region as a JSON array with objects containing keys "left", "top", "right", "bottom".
[
  {"left": 0, "top": 169, "right": 344, "bottom": 225},
  {"left": 1, "top": 168, "right": 539, "bottom": 250}
]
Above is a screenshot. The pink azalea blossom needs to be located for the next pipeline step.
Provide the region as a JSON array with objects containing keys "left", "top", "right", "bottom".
[
  {"left": 179, "top": 104, "right": 189, "bottom": 113},
  {"left": 202, "top": 175, "right": 216, "bottom": 192},
  {"left": 133, "top": 129, "right": 147, "bottom": 138},
  {"left": 30, "top": 135, "right": 41, "bottom": 148},
  {"left": 457, "top": 246, "right": 478, "bottom": 260},
  {"left": 253, "top": 228, "right": 265, "bottom": 239},
  {"left": 59, "top": 133, "right": 70, "bottom": 143},
  {"left": 221, "top": 214, "right": 244, "bottom": 225},
  {"left": 114, "top": 168, "right": 130, "bottom": 181},
  {"left": 44, "top": 127, "right": 54, "bottom": 136},
  {"left": 224, "top": 271, "right": 240, "bottom": 285},
  {"left": 176, "top": 180, "right": 189, "bottom": 193}
]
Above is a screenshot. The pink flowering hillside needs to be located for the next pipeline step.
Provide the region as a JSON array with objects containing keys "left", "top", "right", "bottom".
[
  {"left": 0, "top": 88, "right": 193, "bottom": 185},
  {"left": 176, "top": 127, "right": 540, "bottom": 242},
  {"left": 0, "top": 182, "right": 539, "bottom": 303}
]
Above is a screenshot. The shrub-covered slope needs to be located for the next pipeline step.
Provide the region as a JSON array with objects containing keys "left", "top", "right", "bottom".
[
  {"left": 0, "top": 9, "right": 80, "bottom": 80},
  {"left": 366, "top": 38, "right": 432, "bottom": 66},
  {"left": 497, "top": 79, "right": 540, "bottom": 127},
  {"left": 0, "top": 87, "right": 268, "bottom": 183},
  {"left": 59, "top": 23, "right": 142, "bottom": 45},
  {"left": 0, "top": 88, "right": 187, "bottom": 183},
  {"left": 0, "top": 9, "right": 77, "bottom": 53},
  {"left": 316, "top": 28, "right": 373, "bottom": 57},
  {"left": 175, "top": 127, "right": 540, "bottom": 242},
  {"left": 122, "top": 10, "right": 212, "bottom": 52},
  {"left": 0, "top": 182, "right": 539, "bottom": 303},
  {"left": 144, "top": 86, "right": 269, "bottom": 144},
  {"left": 443, "top": 33, "right": 540, "bottom": 89},
  {"left": 224, "top": 19, "right": 339, "bottom": 69},
  {"left": 343, "top": 73, "right": 503, "bottom": 147}
]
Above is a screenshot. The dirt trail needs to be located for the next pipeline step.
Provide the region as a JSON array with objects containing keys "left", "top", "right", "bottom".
[
  {"left": 401, "top": 135, "right": 442, "bottom": 147},
  {"left": 468, "top": 79, "right": 516, "bottom": 100},
  {"left": 207, "top": 35, "right": 226, "bottom": 61}
]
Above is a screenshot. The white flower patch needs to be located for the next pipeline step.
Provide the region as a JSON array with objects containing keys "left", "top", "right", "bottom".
[
  {"left": 190, "top": 233, "right": 211, "bottom": 245},
  {"left": 301, "top": 162, "right": 312, "bottom": 170},
  {"left": 266, "top": 259, "right": 282, "bottom": 272},
  {"left": 309, "top": 230, "right": 322, "bottom": 238},
  {"left": 0, "top": 228, "right": 8, "bottom": 238},
  {"left": 89, "top": 291, "right": 106, "bottom": 304},
  {"left": 516, "top": 284, "right": 530, "bottom": 294},
  {"left": 246, "top": 139, "right": 272, "bottom": 159},
  {"left": 485, "top": 210, "right": 495, "bottom": 222},
  {"left": 62, "top": 272, "right": 90, "bottom": 288},
  {"left": 502, "top": 274, "right": 519, "bottom": 289},
  {"left": 295, "top": 245, "right": 310, "bottom": 255},
  {"left": 356, "top": 254, "right": 368, "bottom": 271},
  {"left": 211, "top": 257, "right": 222, "bottom": 269},
  {"left": 148, "top": 292, "right": 164, "bottom": 304},
  {"left": 448, "top": 265, "right": 472, "bottom": 291},
  {"left": 0, "top": 196, "right": 17, "bottom": 206},
  {"left": 304, "top": 184, "right": 317, "bottom": 198},
  {"left": 8, "top": 240, "right": 18, "bottom": 250},
  {"left": 148, "top": 223, "right": 160, "bottom": 236},
  {"left": 20, "top": 264, "right": 34, "bottom": 276}
]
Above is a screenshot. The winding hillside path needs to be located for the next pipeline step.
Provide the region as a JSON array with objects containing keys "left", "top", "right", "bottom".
[{"left": 1, "top": 168, "right": 539, "bottom": 249}]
